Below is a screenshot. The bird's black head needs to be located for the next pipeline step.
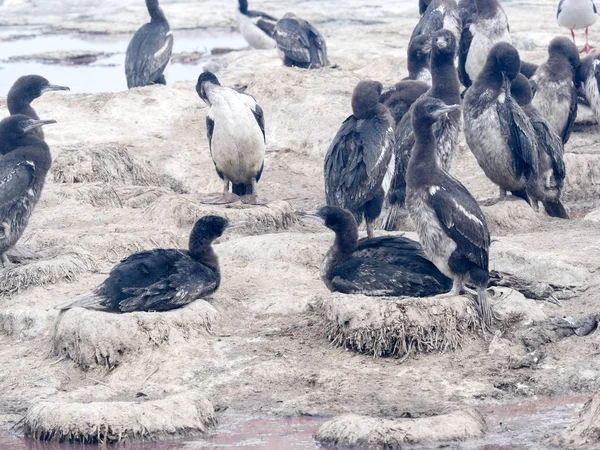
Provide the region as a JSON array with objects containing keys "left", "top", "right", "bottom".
[
  {"left": 548, "top": 36, "right": 580, "bottom": 69},
  {"left": 301, "top": 206, "right": 358, "bottom": 251},
  {"left": 486, "top": 42, "right": 521, "bottom": 82},
  {"left": 411, "top": 97, "right": 461, "bottom": 127},
  {"left": 8, "top": 75, "right": 70, "bottom": 104},
  {"left": 408, "top": 35, "right": 432, "bottom": 66},
  {"left": 196, "top": 71, "right": 221, "bottom": 104},
  {"left": 238, "top": 0, "right": 249, "bottom": 13},
  {"left": 0, "top": 114, "right": 56, "bottom": 154},
  {"left": 352, "top": 80, "right": 383, "bottom": 119},
  {"left": 510, "top": 73, "right": 533, "bottom": 107},
  {"left": 431, "top": 29, "right": 457, "bottom": 59}
]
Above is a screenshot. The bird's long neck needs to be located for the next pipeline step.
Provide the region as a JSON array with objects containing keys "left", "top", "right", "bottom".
[
  {"left": 408, "top": 55, "right": 427, "bottom": 79},
  {"left": 146, "top": 0, "right": 167, "bottom": 23},
  {"left": 407, "top": 121, "right": 438, "bottom": 187},
  {"left": 321, "top": 227, "right": 358, "bottom": 288},
  {"left": 430, "top": 52, "right": 460, "bottom": 103},
  {"left": 189, "top": 241, "right": 219, "bottom": 271},
  {"left": 7, "top": 96, "right": 39, "bottom": 120},
  {"left": 471, "top": 61, "right": 503, "bottom": 98}
]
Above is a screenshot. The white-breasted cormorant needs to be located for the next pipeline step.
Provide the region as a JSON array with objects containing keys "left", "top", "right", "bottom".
[
  {"left": 511, "top": 74, "right": 569, "bottom": 219},
  {"left": 125, "top": 0, "right": 174, "bottom": 88},
  {"left": 302, "top": 206, "right": 452, "bottom": 297},
  {"left": 273, "top": 13, "right": 328, "bottom": 69},
  {"left": 384, "top": 29, "right": 461, "bottom": 231},
  {"left": 0, "top": 115, "right": 55, "bottom": 268},
  {"left": 196, "top": 71, "right": 266, "bottom": 205},
  {"left": 557, "top": 0, "right": 597, "bottom": 53},
  {"left": 324, "top": 80, "right": 395, "bottom": 239},
  {"left": 58, "top": 216, "right": 236, "bottom": 312},
  {"left": 405, "top": 35, "right": 432, "bottom": 84},
  {"left": 379, "top": 80, "right": 429, "bottom": 126},
  {"left": 406, "top": 96, "right": 493, "bottom": 329},
  {"left": 236, "top": 0, "right": 277, "bottom": 49},
  {"left": 458, "top": 0, "right": 511, "bottom": 88},
  {"left": 531, "top": 37, "right": 580, "bottom": 145},
  {"left": 464, "top": 42, "right": 538, "bottom": 203},
  {"left": 410, "top": 0, "right": 461, "bottom": 50}
]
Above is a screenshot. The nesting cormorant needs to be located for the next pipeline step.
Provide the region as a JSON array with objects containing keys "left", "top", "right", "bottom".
[
  {"left": 410, "top": 0, "right": 461, "bottom": 50},
  {"left": 273, "top": 13, "right": 328, "bottom": 69},
  {"left": 557, "top": 0, "right": 598, "bottom": 53},
  {"left": 531, "top": 37, "right": 580, "bottom": 144},
  {"left": 464, "top": 42, "right": 538, "bottom": 203},
  {"left": 302, "top": 206, "right": 452, "bottom": 297},
  {"left": 405, "top": 35, "right": 432, "bottom": 84},
  {"left": 406, "top": 96, "right": 493, "bottom": 329},
  {"left": 125, "top": 0, "right": 174, "bottom": 88},
  {"left": 324, "top": 80, "right": 395, "bottom": 238},
  {"left": 384, "top": 29, "right": 461, "bottom": 231},
  {"left": 58, "top": 216, "right": 235, "bottom": 312},
  {"left": 379, "top": 80, "right": 429, "bottom": 126},
  {"left": 458, "top": 0, "right": 511, "bottom": 88},
  {"left": 0, "top": 115, "right": 55, "bottom": 268},
  {"left": 511, "top": 74, "right": 569, "bottom": 219},
  {"left": 578, "top": 51, "right": 600, "bottom": 124},
  {"left": 236, "top": 0, "right": 277, "bottom": 49},
  {"left": 196, "top": 71, "right": 266, "bottom": 205}
]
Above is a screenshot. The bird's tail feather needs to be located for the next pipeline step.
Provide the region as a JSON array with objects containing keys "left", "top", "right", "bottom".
[
  {"left": 54, "top": 291, "right": 106, "bottom": 311},
  {"left": 476, "top": 286, "right": 494, "bottom": 333},
  {"left": 510, "top": 189, "right": 531, "bottom": 205},
  {"left": 382, "top": 203, "right": 408, "bottom": 231},
  {"left": 543, "top": 200, "right": 569, "bottom": 219}
]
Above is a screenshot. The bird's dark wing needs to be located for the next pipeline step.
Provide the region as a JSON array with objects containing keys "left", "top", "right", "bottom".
[
  {"left": 561, "top": 86, "right": 578, "bottom": 144},
  {"left": 206, "top": 115, "right": 214, "bottom": 151},
  {"left": 249, "top": 99, "right": 266, "bottom": 141},
  {"left": 306, "top": 21, "right": 328, "bottom": 67},
  {"left": 428, "top": 175, "right": 490, "bottom": 270},
  {"left": 247, "top": 9, "right": 278, "bottom": 37},
  {"left": 273, "top": 18, "right": 311, "bottom": 63},
  {"left": 410, "top": 4, "right": 445, "bottom": 43},
  {"left": 419, "top": 0, "right": 431, "bottom": 14},
  {"left": 125, "top": 23, "right": 173, "bottom": 88},
  {"left": 386, "top": 112, "right": 415, "bottom": 207},
  {"left": 557, "top": 0, "right": 565, "bottom": 18},
  {"left": 531, "top": 115, "right": 566, "bottom": 185},
  {"left": 458, "top": 1, "right": 475, "bottom": 87},
  {"left": 0, "top": 158, "right": 35, "bottom": 213}
]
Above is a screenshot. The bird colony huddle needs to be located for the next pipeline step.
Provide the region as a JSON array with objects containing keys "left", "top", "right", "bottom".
[{"left": 1, "top": 0, "right": 599, "bottom": 333}]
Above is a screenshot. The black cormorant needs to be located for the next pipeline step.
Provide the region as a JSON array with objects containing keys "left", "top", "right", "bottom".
[
  {"left": 458, "top": 0, "right": 511, "bottom": 88},
  {"left": 302, "top": 206, "right": 452, "bottom": 297},
  {"left": 273, "top": 13, "right": 328, "bottom": 69},
  {"left": 236, "top": 0, "right": 277, "bottom": 49},
  {"left": 379, "top": 80, "right": 429, "bottom": 126},
  {"left": 196, "top": 71, "right": 266, "bottom": 205},
  {"left": 463, "top": 42, "right": 538, "bottom": 203},
  {"left": 324, "top": 80, "right": 395, "bottom": 238},
  {"left": 125, "top": 0, "right": 174, "bottom": 88},
  {"left": 0, "top": 115, "right": 55, "bottom": 268},
  {"left": 531, "top": 37, "right": 580, "bottom": 144},
  {"left": 406, "top": 96, "right": 493, "bottom": 329},
  {"left": 58, "top": 216, "right": 236, "bottom": 312}
]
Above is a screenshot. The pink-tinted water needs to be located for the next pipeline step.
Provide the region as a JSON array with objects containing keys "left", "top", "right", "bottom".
[{"left": 0, "top": 395, "right": 587, "bottom": 449}]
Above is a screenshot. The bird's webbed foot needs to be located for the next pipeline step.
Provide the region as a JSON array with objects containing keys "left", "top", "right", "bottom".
[{"left": 201, "top": 193, "right": 241, "bottom": 205}]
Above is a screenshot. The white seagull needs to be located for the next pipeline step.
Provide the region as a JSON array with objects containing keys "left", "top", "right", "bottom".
[{"left": 557, "top": 0, "right": 598, "bottom": 53}]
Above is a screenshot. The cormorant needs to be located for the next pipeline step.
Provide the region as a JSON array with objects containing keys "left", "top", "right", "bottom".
[
  {"left": 410, "top": 0, "right": 461, "bottom": 50},
  {"left": 236, "top": 0, "right": 277, "bottom": 49},
  {"left": 511, "top": 74, "right": 569, "bottom": 219},
  {"left": 520, "top": 61, "right": 539, "bottom": 79},
  {"left": 196, "top": 71, "right": 266, "bottom": 205},
  {"left": 125, "top": 0, "right": 174, "bottom": 88},
  {"left": 405, "top": 35, "right": 432, "bottom": 84},
  {"left": 531, "top": 37, "right": 580, "bottom": 144},
  {"left": 577, "top": 51, "right": 600, "bottom": 124},
  {"left": 384, "top": 29, "right": 461, "bottom": 231},
  {"left": 379, "top": 80, "right": 429, "bottom": 126},
  {"left": 557, "top": 0, "right": 597, "bottom": 53},
  {"left": 406, "top": 96, "right": 493, "bottom": 329},
  {"left": 458, "top": 0, "right": 511, "bottom": 88},
  {"left": 324, "top": 80, "right": 395, "bottom": 238},
  {"left": 301, "top": 206, "right": 452, "bottom": 297},
  {"left": 273, "top": 13, "right": 328, "bottom": 69},
  {"left": 0, "top": 115, "right": 55, "bottom": 268},
  {"left": 464, "top": 42, "right": 538, "bottom": 203},
  {"left": 57, "top": 216, "right": 236, "bottom": 312}
]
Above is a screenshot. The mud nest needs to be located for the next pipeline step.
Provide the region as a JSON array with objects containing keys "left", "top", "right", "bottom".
[
  {"left": 53, "top": 300, "right": 218, "bottom": 369},
  {"left": 0, "top": 248, "right": 97, "bottom": 296},
  {"left": 315, "top": 409, "right": 487, "bottom": 448},
  {"left": 23, "top": 391, "right": 216, "bottom": 444},
  {"left": 555, "top": 389, "right": 600, "bottom": 449},
  {"left": 52, "top": 144, "right": 186, "bottom": 193},
  {"left": 320, "top": 293, "right": 479, "bottom": 358},
  {"left": 144, "top": 196, "right": 297, "bottom": 232}
]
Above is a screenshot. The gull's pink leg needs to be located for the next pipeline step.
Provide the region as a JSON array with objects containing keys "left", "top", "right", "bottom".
[{"left": 581, "top": 27, "right": 595, "bottom": 54}]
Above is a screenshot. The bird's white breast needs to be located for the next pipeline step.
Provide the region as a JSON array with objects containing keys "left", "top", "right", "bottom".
[
  {"left": 532, "top": 69, "right": 573, "bottom": 137},
  {"left": 236, "top": 11, "right": 276, "bottom": 49},
  {"left": 466, "top": 12, "right": 512, "bottom": 82},
  {"left": 558, "top": 0, "right": 598, "bottom": 29}
]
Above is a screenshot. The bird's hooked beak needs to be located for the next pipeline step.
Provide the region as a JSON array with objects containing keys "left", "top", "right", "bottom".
[
  {"left": 435, "top": 36, "right": 448, "bottom": 50},
  {"left": 298, "top": 211, "right": 325, "bottom": 225},
  {"left": 431, "top": 104, "right": 460, "bottom": 119},
  {"left": 41, "top": 84, "right": 70, "bottom": 94},
  {"left": 23, "top": 119, "right": 57, "bottom": 133},
  {"left": 226, "top": 221, "right": 246, "bottom": 231},
  {"left": 421, "top": 41, "right": 433, "bottom": 55}
]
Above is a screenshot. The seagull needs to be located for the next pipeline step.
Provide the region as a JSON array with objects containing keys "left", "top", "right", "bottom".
[{"left": 557, "top": 0, "right": 598, "bottom": 53}]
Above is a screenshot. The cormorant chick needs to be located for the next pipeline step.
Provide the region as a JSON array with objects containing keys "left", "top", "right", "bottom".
[
  {"left": 379, "top": 80, "right": 429, "bottom": 126},
  {"left": 302, "top": 206, "right": 452, "bottom": 297},
  {"left": 0, "top": 115, "right": 55, "bottom": 268},
  {"left": 405, "top": 35, "right": 432, "bottom": 84},
  {"left": 58, "top": 216, "right": 238, "bottom": 312},
  {"left": 324, "top": 80, "right": 395, "bottom": 238},
  {"left": 410, "top": 0, "right": 461, "bottom": 49}
]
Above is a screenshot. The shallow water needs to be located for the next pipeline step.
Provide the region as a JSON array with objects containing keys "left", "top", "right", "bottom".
[{"left": 0, "top": 29, "right": 247, "bottom": 95}]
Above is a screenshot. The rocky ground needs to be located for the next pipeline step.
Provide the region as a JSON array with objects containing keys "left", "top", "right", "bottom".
[{"left": 0, "top": 0, "right": 600, "bottom": 448}]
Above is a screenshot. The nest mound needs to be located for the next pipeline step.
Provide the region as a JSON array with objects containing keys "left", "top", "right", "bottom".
[
  {"left": 53, "top": 300, "right": 218, "bottom": 369},
  {"left": 0, "top": 248, "right": 97, "bottom": 296},
  {"left": 481, "top": 198, "right": 540, "bottom": 235},
  {"left": 52, "top": 144, "right": 186, "bottom": 193},
  {"left": 144, "top": 196, "right": 296, "bottom": 233},
  {"left": 320, "top": 293, "right": 479, "bottom": 358},
  {"left": 555, "top": 389, "right": 600, "bottom": 449},
  {"left": 23, "top": 391, "right": 216, "bottom": 444},
  {"left": 315, "top": 410, "right": 487, "bottom": 447}
]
